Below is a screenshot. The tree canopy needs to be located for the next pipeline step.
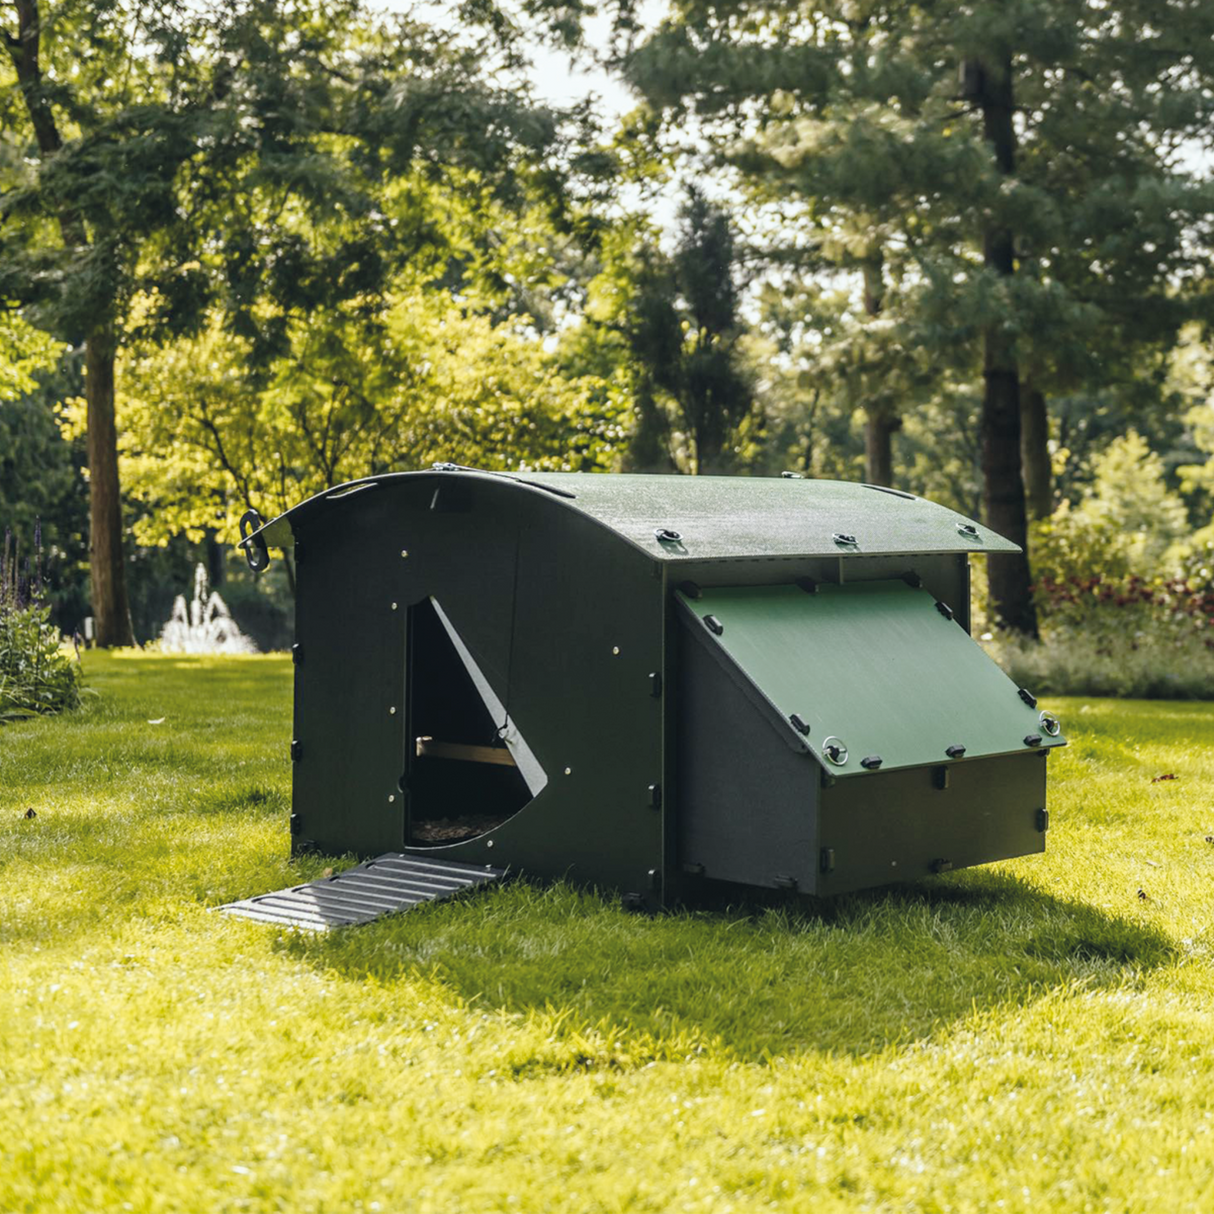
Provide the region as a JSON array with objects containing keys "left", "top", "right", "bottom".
[{"left": 3, "top": 0, "right": 1214, "bottom": 645}]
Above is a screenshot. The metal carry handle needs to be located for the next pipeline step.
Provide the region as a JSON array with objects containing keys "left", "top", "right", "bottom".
[{"left": 239, "top": 509, "right": 271, "bottom": 573}]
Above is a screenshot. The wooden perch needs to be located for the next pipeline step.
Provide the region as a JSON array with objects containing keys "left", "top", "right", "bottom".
[{"left": 415, "top": 737, "right": 516, "bottom": 767}]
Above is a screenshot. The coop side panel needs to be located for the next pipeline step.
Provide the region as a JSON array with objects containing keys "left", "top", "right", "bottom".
[
  {"left": 675, "top": 618, "right": 820, "bottom": 893},
  {"left": 291, "top": 497, "right": 407, "bottom": 857},
  {"left": 816, "top": 751, "right": 1049, "bottom": 895}
]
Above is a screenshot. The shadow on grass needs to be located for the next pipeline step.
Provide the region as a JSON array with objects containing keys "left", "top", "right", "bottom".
[{"left": 279, "top": 868, "right": 1173, "bottom": 1063}]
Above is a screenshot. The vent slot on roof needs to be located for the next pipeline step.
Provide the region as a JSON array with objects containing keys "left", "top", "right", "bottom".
[
  {"left": 859, "top": 483, "right": 916, "bottom": 500},
  {"left": 406, "top": 598, "right": 545, "bottom": 846}
]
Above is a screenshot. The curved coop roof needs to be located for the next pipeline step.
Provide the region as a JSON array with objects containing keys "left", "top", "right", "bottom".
[{"left": 245, "top": 469, "right": 1018, "bottom": 563}]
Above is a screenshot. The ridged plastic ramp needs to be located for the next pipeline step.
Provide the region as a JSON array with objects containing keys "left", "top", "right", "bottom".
[{"left": 216, "top": 854, "right": 505, "bottom": 931}]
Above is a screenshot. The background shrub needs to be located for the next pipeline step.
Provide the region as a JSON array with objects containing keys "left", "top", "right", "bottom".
[{"left": 0, "top": 528, "right": 81, "bottom": 719}]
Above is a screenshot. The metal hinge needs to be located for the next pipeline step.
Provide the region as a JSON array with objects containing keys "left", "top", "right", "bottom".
[
  {"left": 292, "top": 643, "right": 304, "bottom": 666},
  {"left": 1036, "top": 808, "right": 1049, "bottom": 833},
  {"left": 290, "top": 739, "right": 301, "bottom": 762},
  {"left": 819, "top": 847, "right": 835, "bottom": 874}
]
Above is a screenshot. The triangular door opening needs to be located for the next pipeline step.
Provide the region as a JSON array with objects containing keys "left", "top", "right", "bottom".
[{"left": 406, "top": 597, "right": 545, "bottom": 846}]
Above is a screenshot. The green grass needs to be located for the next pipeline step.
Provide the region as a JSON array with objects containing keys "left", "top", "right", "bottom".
[{"left": 3, "top": 653, "right": 1214, "bottom": 1213}]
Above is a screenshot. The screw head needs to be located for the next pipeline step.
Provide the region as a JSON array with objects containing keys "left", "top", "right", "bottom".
[
  {"left": 564, "top": 767, "right": 572, "bottom": 776},
  {"left": 612, "top": 646, "right": 620, "bottom": 656},
  {"left": 389, "top": 706, "right": 397, "bottom": 715},
  {"left": 388, "top": 794, "right": 396, "bottom": 803},
  {"left": 391, "top": 602, "right": 398, "bottom": 611},
  {"left": 401, "top": 550, "right": 408, "bottom": 558}
]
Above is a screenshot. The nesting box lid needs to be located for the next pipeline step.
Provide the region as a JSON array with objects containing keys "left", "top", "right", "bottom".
[
  {"left": 245, "top": 469, "right": 1017, "bottom": 562},
  {"left": 679, "top": 579, "right": 1064, "bottom": 776}
]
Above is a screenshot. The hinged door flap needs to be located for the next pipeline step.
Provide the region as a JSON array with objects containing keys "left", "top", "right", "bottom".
[{"left": 677, "top": 580, "right": 1065, "bottom": 777}]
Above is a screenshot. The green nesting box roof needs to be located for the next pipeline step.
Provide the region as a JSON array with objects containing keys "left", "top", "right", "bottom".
[
  {"left": 250, "top": 470, "right": 1017, "bottom": 562},
  {"left": 681, "top": 580, "right": 1065, "bottom": 776}
]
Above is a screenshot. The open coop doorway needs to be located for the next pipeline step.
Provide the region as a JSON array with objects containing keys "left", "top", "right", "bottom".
[{"left": 405, "top": 597, "right": 545, "bottom": 846}]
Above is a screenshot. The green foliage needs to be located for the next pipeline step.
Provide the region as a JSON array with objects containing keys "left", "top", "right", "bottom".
[
  {"left": 1032, "top": 431, "right": 1190, "bottom": 595},
  {"left": 991, "top": 627, "right": 1214, "bottom": 699},
  {"left": 0, "top": 377, "right": 88, "bottom": 611},
  {"left": 995, "top": 432, "right": 1214, "bottom": 696},
  {"left": 6, "top": 654, "right": 1214, "bottom": 1211},
  {"left": 1, "top": 0, "right": 564, "bottom": 349},
  {"left": 0, "top": 312, "right": 64, "bottom": 402},
  {"left": 584, "top": 190, "right": 753, "bottom": 473},
  {"left": 0, "top": 602, "right": 82, "bottom": 719},
  {"left": 612, "top": 0, "right": 1214, "bottom": 506},
  {"left": 0, "top": 530, "right": 81, "bottom": 718},
  {"left": 112, "top": 279, "right": 626, "bottom": 545}
]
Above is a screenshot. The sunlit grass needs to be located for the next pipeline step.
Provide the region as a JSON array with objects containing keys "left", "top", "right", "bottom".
[{"left": 3, "top": 654, "right": 1214, "bottom": 1212}]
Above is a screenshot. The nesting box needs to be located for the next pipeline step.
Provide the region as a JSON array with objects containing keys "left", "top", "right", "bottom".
[{"left": 239, "top": 468, "right": 1064, "bottom": 909}]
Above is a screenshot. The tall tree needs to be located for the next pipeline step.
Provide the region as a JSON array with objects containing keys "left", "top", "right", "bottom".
[
  {"left": 605, "top": 188, "right": 752, "bottom": 473},
  {"left": 2, "top": 0, "right": 558, "bottom": 643},
  {"left": 4, "top": 0, "right": 137, "bottom": 642}
]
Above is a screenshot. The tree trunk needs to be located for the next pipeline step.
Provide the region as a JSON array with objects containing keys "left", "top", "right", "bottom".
[
  {"left": 974, "top": 55, "right": 1038, "bottom": 638},
  {"left": 860, "top": 250, "right": 900, "bottom": 487},
  {"left": 85, "top": 326, "right": 135, "bottom": 647},
  {"left": 864, "top": 409, "right": 901, "bottom": 486},
  {"left": 626, "top": 379, "right": 675, "bottom": 473},
  {"left": 205, "top": 530, "right": 225, "bottom": 588},
  {"left": 1020, "top": 382, "right": 1053, "bottom": 520}
]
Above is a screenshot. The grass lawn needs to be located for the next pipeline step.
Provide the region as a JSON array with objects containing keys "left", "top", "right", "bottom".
[{"left": 3, "top": 653, "right": 1214, "bottom": 1213}]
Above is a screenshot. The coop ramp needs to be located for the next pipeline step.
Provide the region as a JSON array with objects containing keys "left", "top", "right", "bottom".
[{"left": 216, "top": 854, "right": 505, "bottom": 931}]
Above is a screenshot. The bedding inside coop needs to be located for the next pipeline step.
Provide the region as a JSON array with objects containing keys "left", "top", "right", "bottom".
[{"left": 405, "top": 597, "right": 545, "bottom": 845}]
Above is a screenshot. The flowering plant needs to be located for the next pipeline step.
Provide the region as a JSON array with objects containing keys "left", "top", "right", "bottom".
[{"left": 0, "top": 524, "right": 81, "bottom": 719}]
